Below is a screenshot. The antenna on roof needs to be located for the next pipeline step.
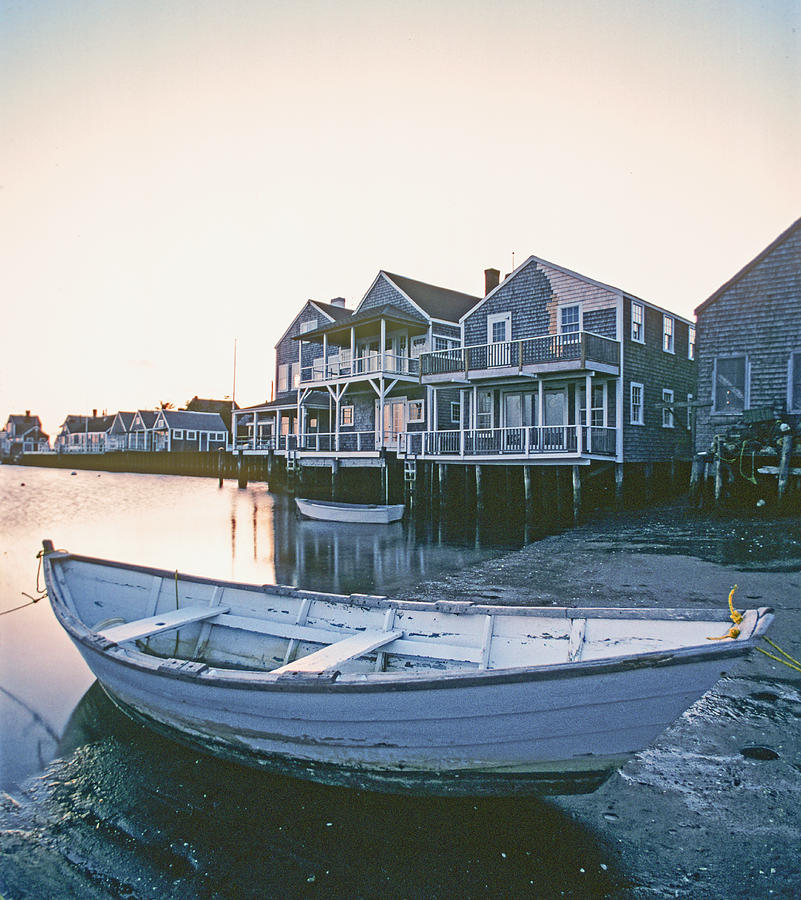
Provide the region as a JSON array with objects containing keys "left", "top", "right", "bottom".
[
  {"left": 512, "top": 251, "right": 515, "bottom": 270},
  {"left": 232, "top": 338, "right": 237, "bottom": 407}
]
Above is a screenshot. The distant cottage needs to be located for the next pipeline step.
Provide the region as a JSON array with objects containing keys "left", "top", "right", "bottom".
[{"left": 1, "top": 411, "right": 50, "bottom": 458}]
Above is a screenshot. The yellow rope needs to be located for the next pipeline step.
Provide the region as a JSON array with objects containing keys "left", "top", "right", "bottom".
[
  {"left": 707, "top": 585, "right": 743, "bottom": 641},
  {"left": 756, "top": 637, "right": 801, "bottom": 673}
]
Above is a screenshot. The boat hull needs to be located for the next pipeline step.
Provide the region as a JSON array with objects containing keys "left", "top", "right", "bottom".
[
  {"left": 67, "top": 633, "right": 731, "bottom": 797},
  {"left": 295, "top": 498, "right": 405, "bottom": 524}
]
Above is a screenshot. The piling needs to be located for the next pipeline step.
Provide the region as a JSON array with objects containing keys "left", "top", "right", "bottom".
[
  {"left": 777, "top": 432, "right": 793, "bottom": 504},
  {"left": 572, "top": 465, "right": 582, "bottom": 523},
  {"left": 237, "top": 455, "right": 248, "bottom": 488}
]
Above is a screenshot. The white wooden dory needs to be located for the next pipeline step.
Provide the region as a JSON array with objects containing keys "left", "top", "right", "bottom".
[
  {"left": 295, "top": 498, "right": 405, "bottom": 524},
  {"left": 42, "top": 541, "right": 774, "bottom": 797}
]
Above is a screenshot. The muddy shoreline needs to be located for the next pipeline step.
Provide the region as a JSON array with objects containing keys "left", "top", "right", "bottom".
[{"left": 2, "top": 503, "right": 800, "bottom": 899}]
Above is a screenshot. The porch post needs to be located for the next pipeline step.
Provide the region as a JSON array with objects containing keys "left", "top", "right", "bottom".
[
  {"left": 572, "top": 465, "right": 582, "bottom": 522},
  {"left": 379, "top": 377, "right": 385, "bottom": 449},
  {"left": 380, "top": 318, "right": 386, "bottom": 371},
  {"left": 323, "top": 334, "right": 328, "bottom": 378},
  {"left": 585, "top": 372, "right": 593, "bottom": 453},
  {"left": 537, "top": 380, "right": 544, "bottom": 430},
  {"left": 350, "top": 327, "right": 356, "bottom": 372},
  {"left": 252, "top": 412, "right": 257, "bottom": 450}
]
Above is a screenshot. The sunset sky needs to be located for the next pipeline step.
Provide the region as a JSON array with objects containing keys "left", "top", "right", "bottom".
[{"left": 3, "top": 0, "right": 799, "bottom": 439}]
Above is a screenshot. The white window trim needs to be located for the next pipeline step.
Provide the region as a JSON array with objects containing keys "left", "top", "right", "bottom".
[
  {"left": 662, "top": 315, "right": 675, "bottom": 354},
  {"left": 559, "top": 303, "right": 582, "bottom": 334},
  {"left": 487, "top": 312, "right": 511, "bottom": 344},
  {"left": 713, "top": 354, "right": 750, "bottom": 414},
  {"left": 662, "top": 389, "right": 675, "bottom": 429},
  {"left": 450, "top": 401, "right": 461, "bottom": 425},
  {"left": 173, "top": 429, "right": 184, "bottom": 439},
  {"left": 407, "top": 400, "right": 424, "bottom": 423},
  {"left": 630, "top": 382, "right": 644, "bottom": 425},
  {"left": 340, "top": 405, "right": 354, "bottom": 427},
  {"left": 298, "top": 319, "right": 316, "bottom": 334},
  {"left": 186, "top": 430, "right": 197, "bottom": 440},
  {"left": 631, "top": 301, "right": 645, "bottom": 344},
  {"left": 688, "top": 325, "right": 696, "bottom": 360},
  {"left": 788, "top": 350, "right": 801, "bottom": 413}
]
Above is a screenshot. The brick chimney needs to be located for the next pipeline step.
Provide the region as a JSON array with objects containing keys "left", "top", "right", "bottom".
[
  {"left": 330, "top": 297, "right": 346, "bottom": 308},
  {"left": 484, "top": 268, "right": 500, "bottom": 295}
]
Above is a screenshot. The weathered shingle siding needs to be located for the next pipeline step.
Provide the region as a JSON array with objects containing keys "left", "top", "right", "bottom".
[
  {"left": 463, "top": 259, "right": 620, "bottom": 346},
  {"left": 622, "top": 299, "right": 696, "bottom": 461},
  {"left": 358, "top": 276, "right": 425, "bottom": 320},
  {"left": 464, "top": 261, "right": 551, "bottom": 345},
  {"left": 433, "top": 323, "right": 460, "bottom": 340},
  {"left": 275, "top": 304, "right": 334, "bottom": 399},
  {"left": 695, "top": 224, "right": 801, "bottom": 452},
  {"left": 583, "top": 308, "right": 617, "bottom": 339}
]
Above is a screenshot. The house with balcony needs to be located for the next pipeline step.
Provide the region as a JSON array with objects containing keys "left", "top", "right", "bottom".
[
  {"left": 694, "top": 217, "right": 801, "bottom": 453},
  {"left": 233, "top": 275, "right": 480, "bottom": 462},
  {"left": 233, "top": 298, "right": 354, "bottom": 454},
  {"left": 405, "top": 254, "right": 696, "bottom": 483}
]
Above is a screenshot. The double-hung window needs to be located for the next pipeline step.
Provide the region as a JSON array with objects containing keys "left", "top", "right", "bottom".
[
  {"left": 714, "top": 356, "right": 748, "bottom": 413},
  {"left": 631, "top": 302, "right": 644, "bottom": 343},
  {"left": 559, "top": 305, "right": 580, "bottom": 335},
  {"left": 340, "top": 405, "right": 354, "bottom": 427},
  {"left": 688, "top": 325, "right": 696, "bottom": 360},
  {"left": 663, "top": 315, "right": 675, "bottom": 353},
  {"left": 630, "top": 382, "right": 644, "bottom": 425},
  {"left": 407, "top": 400, "right": 424, "bottom": 423},
  {"left": 662, "top": 389, "right": 674, "bottom": 428}
]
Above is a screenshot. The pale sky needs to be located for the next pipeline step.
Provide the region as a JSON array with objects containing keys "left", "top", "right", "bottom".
[{"left": 2, "top": 0, "right": 799, "bottom": 439}]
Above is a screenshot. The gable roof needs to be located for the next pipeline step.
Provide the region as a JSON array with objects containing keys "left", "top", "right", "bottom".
[
  {"left": 111, "top": 411, "right": 137, "bottom": 431},
  {"left": 292, "top": 302, "right": 427, "bottom": 343},
  {"left": 132, "top": 410, "right": 159, "bottom": 429},
  {"left": 157, "top": 409, "right": 227, "bottom": 431},
  {"left": 380, "top": 272, "right": 480, "bottom": 322},
  {"left": 7, "top": 414, "right": 42, "bottom": 428},
  {"left": 274, "top": 299, "right": 349, "bottom": 348},
  {"left": 60, "top": 414, "right": 115, "bottom": 434},
  {"left": 695, "top": 217, "right": 801, "bottom": 315},
  {"left": 467, "top": 253, "right": 693, "bottom": 325}
]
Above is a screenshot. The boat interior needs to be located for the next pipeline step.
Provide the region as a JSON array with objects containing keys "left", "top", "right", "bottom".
[{"left": 49, "top": 553, "right": 762, "bottom": 677}]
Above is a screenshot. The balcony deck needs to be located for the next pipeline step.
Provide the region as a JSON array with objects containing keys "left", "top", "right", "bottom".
[{"left": 421, "top": 332, "right": 620, "bottom": 383}]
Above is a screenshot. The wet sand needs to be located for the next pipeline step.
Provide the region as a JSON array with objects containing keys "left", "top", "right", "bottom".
[
  {"left": 1, "top": 503, "right": 799, "bottom": 898},
  {"left": 397, "top": 504, "right": 801, "bottom": 899}
]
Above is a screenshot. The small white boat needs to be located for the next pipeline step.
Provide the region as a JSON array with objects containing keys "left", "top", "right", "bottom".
[
  {"left": 295, "top": 497, "right": 405, "bottom": 524},
  {"left": 42, "top": 541, "right": 774, "bottom": 797}
]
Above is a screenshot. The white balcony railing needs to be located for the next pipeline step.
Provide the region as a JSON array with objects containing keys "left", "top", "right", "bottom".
[
  {"left": 399, "top": 426, "right": 617, "bottom": 458},
  {"left": 300, "top": 353, "right": 420, "bottom": 384},
  {"left": 420, "top": 332, "right": 620, "bottom": 378}
]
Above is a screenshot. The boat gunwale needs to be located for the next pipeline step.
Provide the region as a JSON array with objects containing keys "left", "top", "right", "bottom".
[
  {"left": 44, "top": 548, "right": 774, "bottom": 695},
  {"left": 295, "top": 498, "right": 405, "bottom": 513}
]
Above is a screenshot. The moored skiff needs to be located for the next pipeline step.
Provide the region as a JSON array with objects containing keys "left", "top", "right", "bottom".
[
  {"left": 295, "top": 498, "right": 405, "bottom": 524},
  {"left": 42, "top": 541, "right": 774, "bottom": 796}
]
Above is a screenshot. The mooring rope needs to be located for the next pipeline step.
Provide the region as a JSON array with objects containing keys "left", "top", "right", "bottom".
[
  {"left": 0, "top": 548, "right": 48, "bottom": 616},
  {"left": 756, "top": 638, "right": 801, "bottom": 674}
]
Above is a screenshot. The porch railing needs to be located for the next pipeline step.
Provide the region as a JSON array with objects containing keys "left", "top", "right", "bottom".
[
  {"left": 399, "top": 425, "right": 617, "bottom": 458},
  {"left": 300, "top": 353, "right": 420, "bottom": 384},
  {"left": 288, "top": 430, "right": 378, "bottom": 453},
  {"left": 420, "top": 332, "right": 620, "bottom": 377}
]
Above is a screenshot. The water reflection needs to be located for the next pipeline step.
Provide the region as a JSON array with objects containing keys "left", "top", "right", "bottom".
[{"left": 51, "top": 682, "right": 626, "bottom": 898}]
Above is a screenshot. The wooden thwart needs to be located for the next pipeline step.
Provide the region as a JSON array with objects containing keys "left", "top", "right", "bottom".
[
  {"left": 272, "top": 629, "right": 403, "bottom": 675},
  {"left": 97, "top": 606, "right": 231, "bottom": 644}
]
